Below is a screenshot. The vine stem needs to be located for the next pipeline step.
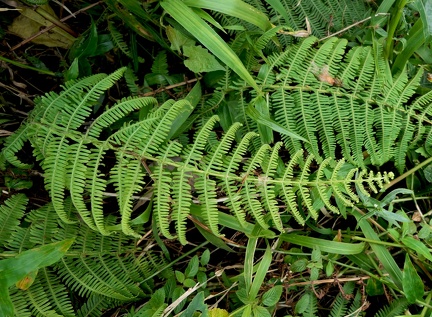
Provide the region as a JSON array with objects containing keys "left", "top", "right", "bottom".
[{"left": 382, "top": 155, "right": 432, "bottom": 191}]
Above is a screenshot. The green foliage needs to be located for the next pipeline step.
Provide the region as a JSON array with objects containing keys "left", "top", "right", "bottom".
[
  {"left": 265, "top": 0, "right": 370, "bottom": 38},
  {"left": 374, "top": 298, "right": 409, "bottom": 317},
  {"left": 0, "top": 195, "right": 166, "bottom": 316},
  {"left": 1, "top": 68, "right": 394, "bottom": 244},
  {"left": 3, "top": 0, "right": 432, "bottom": 315}
]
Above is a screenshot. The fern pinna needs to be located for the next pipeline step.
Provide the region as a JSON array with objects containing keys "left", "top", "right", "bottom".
[
  {"left": 0, "top": 195, "right": 163, "bottom": 316},
  {"left": 2, "top": 66, "right": 394, "bottom": 244},
  {"left": 234, "top": 36, "right": 432, "bottom": 172}
]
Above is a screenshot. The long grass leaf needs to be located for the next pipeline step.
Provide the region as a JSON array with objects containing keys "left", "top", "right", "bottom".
[
  {"left": 279, "top": 234, "right": 365, "bottom": 255},
  {"left": 161, "top": 0, "right": 259, "bottom": 91},
  {"left": 184, "top": 0, "right": 272, "bottom": 31},
  {"left": 351, "top": 209, "right": 403, "bottom": 288}
]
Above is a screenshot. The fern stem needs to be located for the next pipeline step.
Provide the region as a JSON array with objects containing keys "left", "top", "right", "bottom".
[{"left": 382, "top": 156, "right": 432, "bottom": 191}]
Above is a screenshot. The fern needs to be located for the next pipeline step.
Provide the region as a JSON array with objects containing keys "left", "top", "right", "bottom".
[
  {"left": 251, "top": 36, "right": 432, "bottom": 171},
  {"left": 1, "top": 69, "right": 395, "bottom": 244},
  {"left": 1, "top": 196, "right": 165, "bottom": 316},
  {"left": 374, "top": 298, "right": 409, "bottom": 317},
  {"left": 329, "top": 282, "right": 355, "bottom": 317},
  {"left": 108, "top": 21, "right": 132, "bottom": 58},
  {"left": 0, "top": 194, "right": 28, "bottom": 247}
]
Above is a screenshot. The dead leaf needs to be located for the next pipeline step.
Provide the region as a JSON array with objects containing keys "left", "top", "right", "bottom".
[{"left": 8, "top": 4, "right": 75, "bottom": 49}]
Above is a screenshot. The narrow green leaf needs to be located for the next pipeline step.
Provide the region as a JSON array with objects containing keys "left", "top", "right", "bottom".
[
  {"left": 249, "top": 247, "right": 272, "bottom": 300},
  {"left": 279, "top": 234, "right": 365, "bottom": 255},
  {"left": 244, "top": 236, "right": 258, "bottom": 294},
  {"left": 416, "top": 0, "right": 432, "bottom": 41},
  {"left": 74, "top": 21, "right": 98, "bottom": 59},
  {"left": 401, "top": 236, "right": 432, "bottom": 262},
  {"left": 191, "top": 7, "right": 226, "bottom": 32},
  {"left": 184, "top": 0, "right": 272, "bottom": 31},
  {"left": 190, "top": 204, "right": 276, "bottom": 239},
  {"left": 380, "top": 189, "right": 413, "bottom": 206},
  {"left": 265, "top": 0, "right": 292, "bottom": 26},
  {"left": 403, "top": 254, "right": 424, "bottom": 303},
  {"left": 252, "top": 96, "right": 273, "bottom": 144},
  {"left": 161, "top": 0, "right": 259, "bottom": 91},
  {"left": 352, "top": 209, "right": 403, "bottom": 288},
  {"left": 15, "top": 269, "right": 38, "bottom": 290},
  {"left": 195, "top": 225, "right": 234, "bottom": 252},
  {"left": 366, "top": 278, "right": 385, "bottom": 296},
  {"left": 392, "top": 19, "right": 425, "bottom": 73},
  {"left": 167, "top": 94, "right": 196, "bottom": 139}
]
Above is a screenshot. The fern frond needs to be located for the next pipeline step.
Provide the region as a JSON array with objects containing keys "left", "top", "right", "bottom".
[
  {"left": 113, "top": 99, "right": 192, "bottom": 237},
  {"left": 1, "top": 125, "right": 33, "bottom": 169},
  {"left": 260, "top": 142, "right": 283, "bottom": 230},
  {"left": 197, "top": 122, "right": 243, "bottom": 235},
  {"left": 3, "top": 69, "right": 395, "bottom": 242},
  {"left": 87, "top": 96, "right": 158, "bottom": 138},
  {"left": 27, "top": 202, "right": 60, "bottom": 245},
  {"left": 241, "top": 143, "right": 272, "bottom": 229},
  {"left": 374, "top": 298, "right": 409, "bottom": 317},
  {"left": 108, "top": 21, "right": 132, "bottom": 57},
  {"left": 76, "top": 295, "right": 116, "bottom": 317},
  {"left": 10, "top": 278, "right": 64, "bottom": 317},
  {"left": 3, "top": 197, "right": 164, "bottom": 316},
  {"left": 329, "top": 282, "right": 355, "bottom": 317},
  {"left": 0, "top": 194, "right": 27, "bottom": 247},
  {"left": 172, "top": 115, "right": 220, "bottom": 244},
  {"left": 221, "top": 131, "right": 258, "bottom": 229},
  {"left": 301, "top": 291, "right": 318, "bottom": 317},
  {"left": 259, "top": 37, "right": 431, "bottom": 169},
  {"left": 153, "top": 142, "right": 183, "bottom": 239}
]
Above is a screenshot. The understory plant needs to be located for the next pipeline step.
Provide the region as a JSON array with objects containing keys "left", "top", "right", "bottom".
[{"left": 2, "top": 0, "right": 432, "bottom": 316}]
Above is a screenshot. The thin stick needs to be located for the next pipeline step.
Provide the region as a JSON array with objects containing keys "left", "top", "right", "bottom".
[
  {"left": 140, "top": 78, "right": 201, "bottom": 97},
  {"left": 318, "top": 13, "right": 389, "bottom": 42},
  {"left": 286, "top": 275, "right": 371, "bottom": 287},
  {"left": 10, "top": 1, "right": 103, "bottom": 51},
  {"left": 187, "top": 214, "right": 242, "bottom": 247}
]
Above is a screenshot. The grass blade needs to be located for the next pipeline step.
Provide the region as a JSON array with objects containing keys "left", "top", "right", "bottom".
[
  {"left": 279, "top": 233, "right": 365, "bottom": 255},
  {"left": 161, "top": 0, "right": 260, "bottom": 92},
  {"left": 184, "top": 0, "right": 272, "bottom": 31},
  {"left": 351, "top": 209, "right": 403, "bottom": 288}
]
